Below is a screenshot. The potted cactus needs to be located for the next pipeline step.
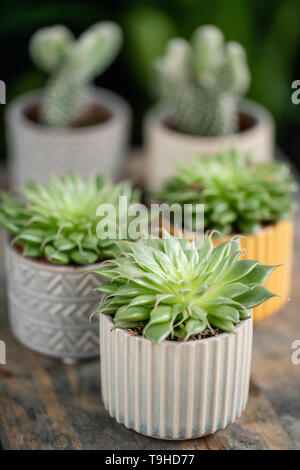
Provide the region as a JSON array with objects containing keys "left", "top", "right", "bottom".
[
  {"left": 144, "top": 25, "right": 274, "bottom": 190},
  {"left": 93, "top": 235, "right": 278, "bottom": 439},
  {"left": 156, "top": 151, "right": 297, "bottom": 322},
  {"left": 0, "top": 173, "right": 140, "bottom": 362},
  {"left": 6, "top": 22, "right": 131, "bottom": 188}
]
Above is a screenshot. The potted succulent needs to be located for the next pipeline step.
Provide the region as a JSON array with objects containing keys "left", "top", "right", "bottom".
[
  {"left": 156, "top": 151, "right": 297, "bottom": 322},
  {"left": 6, "top": 22, "right": 131, "bottom": 188},
  {"left": 0, "top": 173, "right": 140, "bottom": 362},
  {"left": 144, "top": 25, "right": 274, "bottom": 190},
  {"left": 93, "top": 235, "right": 278, "bottom": 439}
]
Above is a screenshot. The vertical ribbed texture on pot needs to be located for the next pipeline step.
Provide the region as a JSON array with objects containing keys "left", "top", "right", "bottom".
[
  {"left": 100, "top": 315, "right": 253, "bottom": 440},
  {"left": 5, "top": 239, "right": 103, "bottom": 360}
]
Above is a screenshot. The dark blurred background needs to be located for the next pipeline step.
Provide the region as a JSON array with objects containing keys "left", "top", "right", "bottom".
[{"left": 1, "top": 0, "right": 300, "bottom": 168}]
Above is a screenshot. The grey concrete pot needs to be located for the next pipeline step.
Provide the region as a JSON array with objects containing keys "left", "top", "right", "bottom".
[
  {"left": 144, "top": 99, "right": 274, "bottom": 190},
  {"left": 100, "top": 314, "right": 253, "bottom": 439},
  {"left": 6, "top": 87, "right": 131, "bottom": 189},
  {"left": 4, "top": 238, "right": 103, "bottom": 362}
]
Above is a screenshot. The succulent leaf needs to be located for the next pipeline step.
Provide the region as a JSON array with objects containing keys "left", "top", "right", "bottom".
[
  {"left": 156, "top": 151, "right": 297, "bottom": 236},
  {"left": 0, "top": 174, "right": 140, "bottom": 266},
  {"left": 93, "top": 235, "right": 278, "bottom": 343}
]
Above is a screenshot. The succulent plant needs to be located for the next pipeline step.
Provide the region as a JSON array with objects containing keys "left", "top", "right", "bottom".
[
  {"left": 29, "top": 22, "right": 122, "bottom": 127},
  {"left": 155, "top": 25, "right": 250, "bottom": 136},
  {"left": 0, "top": 174, "right": 140, "bottom": 265},
  {"left": 156, "top": 151, "right": 297, "bottom": 236},
  {"left": 92, "top": 234, "right": 278, "bottom": 343}
]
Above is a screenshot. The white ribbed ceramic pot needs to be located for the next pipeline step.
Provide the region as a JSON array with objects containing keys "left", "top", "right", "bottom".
[
  {"left": 5, "top": 238, "right": 104, "bottom": 362},
  {"left": 6, "top": 87, "right": 131, "bottom": 189},
  {"left": 144, "top": 99, "right": 274, "bottom": 191},
  {"left": 100, "top": 314, "right": 253, "bottom": 440}
]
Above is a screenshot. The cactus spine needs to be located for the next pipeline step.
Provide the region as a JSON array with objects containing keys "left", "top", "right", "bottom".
[
  {"left": 155, "top": 25, "right": 250, "bottom": 136},
  {"left": 29, "top": 22, "right": 122, "bottom": 127}
]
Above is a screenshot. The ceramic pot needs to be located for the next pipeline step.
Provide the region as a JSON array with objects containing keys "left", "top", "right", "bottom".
[
  {"left": 100, "top": 314, "right": 253, "bottom": 440},
  {"left": 6, "top": 87, "right": 131, "bottom": 188},
  {"left": 4, "top": 238, "right": 103, "bottom": 362},
  {"left": 144, "top": 99, "right": 274, "bottom": 191}
]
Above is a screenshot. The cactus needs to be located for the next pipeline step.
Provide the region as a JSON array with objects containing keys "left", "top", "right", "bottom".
[
  {"left": 29, "top": 22, "right": 123, "bottom": 127},
  {"left": 155, "top": 25, "right": 250, "bottom": 136}
]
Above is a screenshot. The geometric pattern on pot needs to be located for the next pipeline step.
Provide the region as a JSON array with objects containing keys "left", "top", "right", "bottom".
[
  {"left": 6, "top": 285, "right": 99, "bottom": 324},
  {"left": 100, "top": 314, "right": 253, "bottom": 440},
  {"left": 5, "top": 238, "right": 103, "bottom": 360},
  {"left": 8, "top": 254, "right": 100, "bottom": 298},
  {"left": 9, "top": 307, "right": 99, "bottom": 359}
]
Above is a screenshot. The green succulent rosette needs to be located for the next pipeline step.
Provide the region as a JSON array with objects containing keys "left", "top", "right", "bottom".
[
  {"left": 93, "top": 235, "right": 278, "bottom": 343},
  {"left": 156, "top": 151, "right": 297, "bottom": 236},
  {"left": 0, "top": 173, "right": 140, "bottom": 265}
]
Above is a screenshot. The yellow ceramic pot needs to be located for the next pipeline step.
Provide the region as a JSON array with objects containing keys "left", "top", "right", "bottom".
[{"left": 166, "top": 219, "right": 294, "bottom": 323}]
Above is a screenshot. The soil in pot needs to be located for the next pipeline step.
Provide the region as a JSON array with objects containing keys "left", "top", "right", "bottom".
[{"left": 164, "top": 110, "right": 257, "bottom": 137}]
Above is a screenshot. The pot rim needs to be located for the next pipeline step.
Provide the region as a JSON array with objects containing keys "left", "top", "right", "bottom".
[
  {"left": 5, "top": 233, "right": 104, "bottom": 274},
  {"left": 102, "top": 312, "right": 252, "bottom": 347},
  {"left": 161, "top": 216, "right": 293, "bottom": 241},
  {"left": 144, "top": 98, "right": 274, "bottom": 142},
  {"left": 5, "top": 86, "right": 131, "bottom": 136}
]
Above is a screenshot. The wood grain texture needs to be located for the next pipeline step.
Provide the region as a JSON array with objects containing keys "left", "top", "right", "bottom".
[{"left": 0, "top": 217, "right": 299, "bottom": 450}]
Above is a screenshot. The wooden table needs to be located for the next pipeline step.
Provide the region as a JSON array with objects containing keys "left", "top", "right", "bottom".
[{"left": 0, "top": 218, "right": 299, "bottom": 450}]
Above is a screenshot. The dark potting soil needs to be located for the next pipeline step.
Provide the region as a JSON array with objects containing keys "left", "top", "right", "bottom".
[
  {"left": 164, "top": 110, "right": 256, "bottom": 136},
  {"left": 127, "top": 325, "right": 223, "bottom": 342}
]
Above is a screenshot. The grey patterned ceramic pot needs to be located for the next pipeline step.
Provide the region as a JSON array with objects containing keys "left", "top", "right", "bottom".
[
  {"left": 144, "top": 99, "right": 274, "bottom": 191},
  {"left": 6, "top": 87, "right": 131, "bottom": 189},
  {"left": 5, "top": 238, "right": 104, "bottom": 362},
  {"left": 100, "top": 314, "right": 253, "bottom": 440}
]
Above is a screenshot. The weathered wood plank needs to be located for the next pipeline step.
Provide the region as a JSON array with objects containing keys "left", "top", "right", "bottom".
[{"left": 250, "top": 222, "right": 300, "bottom": 449}]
